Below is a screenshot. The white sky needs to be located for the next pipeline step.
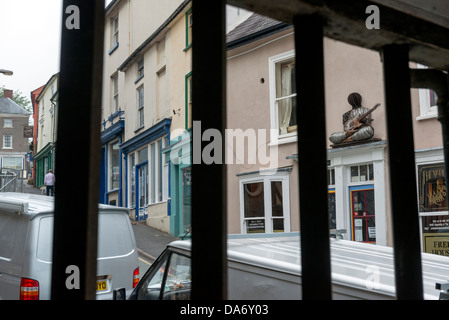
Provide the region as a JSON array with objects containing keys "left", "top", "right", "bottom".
[
  {"left": 0, "top": 1, "right": 63, "bottom": 99},
  {"left": 0, "top": 1, "right": 111, "bottom": 100}
]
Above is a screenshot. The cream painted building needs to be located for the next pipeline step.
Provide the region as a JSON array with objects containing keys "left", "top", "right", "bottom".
[
  {"left": 34, "top": 73, "right": 58, "bottom": 189},
  {"left": 225, "top": 13, "right": 445, "bottom": 253},
  {"left": 100, "top": 0, "right": 189, "bottom": 233}
]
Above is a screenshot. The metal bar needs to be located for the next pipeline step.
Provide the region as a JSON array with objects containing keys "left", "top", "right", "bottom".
[
  {"left": 381, "top": 44, "right": 423, "bottom": 300},
  {"left": 191, "top": 0, "right": 227, "bottom": 299},
  {"left": 293, "top": 15, "right": 332, "bottom": 300},
  {"left": 51, "top": 0, "right": 104, "bottom": 299}
]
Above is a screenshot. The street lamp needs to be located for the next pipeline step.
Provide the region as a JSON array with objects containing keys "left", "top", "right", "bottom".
[{"left": 0, "top": 69, "right": 13, "bottom": 76}]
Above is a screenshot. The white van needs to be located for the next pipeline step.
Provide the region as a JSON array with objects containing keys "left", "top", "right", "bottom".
[
  {"left": 0, "top": 193, "right": 139, "bottom": 300},
  {"left": 126, "top": 232, "right": 449, "bottom": 300}
]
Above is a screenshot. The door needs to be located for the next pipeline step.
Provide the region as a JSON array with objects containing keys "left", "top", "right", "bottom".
[
  {"left": 349, "top": 185, "right": 376, "bottom": 243},
  {"left": 181, "top": 167, "right": 192, "bottom": 235},
  {"left": 135, "top": 162, "right": 148, "bottom": 221}
]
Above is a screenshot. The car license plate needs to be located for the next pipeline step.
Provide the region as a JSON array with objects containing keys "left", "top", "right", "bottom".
[{"left": 96, "top": 280, "right": 107, "bottom": 292}]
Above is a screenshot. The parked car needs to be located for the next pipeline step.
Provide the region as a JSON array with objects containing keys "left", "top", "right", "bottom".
[
  {"left": 121, "top": 232, "right": 449, "bottom": 300},
  {"left": 0, "top": 192, "right": 139, "bottom": 300}
]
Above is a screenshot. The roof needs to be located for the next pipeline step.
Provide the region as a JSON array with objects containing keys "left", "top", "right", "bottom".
[
  {"left": 169, "top": 232, "right": 449, "bottom": 299},
  {"left": 0, "top": 192, "right": 129, "bottom": 218},
  {"left": 226, "top": 13, "right": 291, "bottom": 49},
  {"left": 0, "top": 97, "right": 31, "bottom": 116}
]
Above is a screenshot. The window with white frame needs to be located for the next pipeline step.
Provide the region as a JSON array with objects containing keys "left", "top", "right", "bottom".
[
  {"left": 3, "top": 135, "right": 12, "bottom": 149},
  {"left": 112, "top": 16, "right": 119, "bottom": 48},
  {"left": 3, "top": 119, "right": 12, "bottom": 128},
  {"left": 239, "top": 172, "right": 290, "bottom": 234},
  {"left": 112, "top": 74, "right": 118, "bottom": 113},
  {"left": 149, "top": 138, "right": 168, "bottom": 204},
  {"left": 2, "top": 157, "right": 22, "bottom": 170},
  {"left": 417, "top": 64, "right": 438, "bottom": 120},
  {"left": 269, "top": 50, "right": 297, "bottom": 143},
  {"left": 137, "top": 85, "right": 144, "bottom": 128},
  {"left": 137, "top": 58, "right": 144, "bottom": 79},
  {"left": 109, "top": 141, "right": 120, "bottom": 190}
]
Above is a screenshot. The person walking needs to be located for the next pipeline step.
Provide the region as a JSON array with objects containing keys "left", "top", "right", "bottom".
[{"left": 44, "top": 169, "right": 56, "bottom": 196}]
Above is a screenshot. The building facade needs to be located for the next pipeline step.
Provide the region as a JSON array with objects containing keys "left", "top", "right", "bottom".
[
  {"left": 101, "top": 0, "right": 186, "bottom": 233},
  {"left": 225, "top": 13, "right": 445, "bottom": 254},
  {"left": 30, "top": 85, "right": 44, "bottom": 184},
  {"left": 0, "top": 89, "right": 31, "bottom": 175},
  {"left": 34, "top": 73, "right": 59, "bottom": 189}
]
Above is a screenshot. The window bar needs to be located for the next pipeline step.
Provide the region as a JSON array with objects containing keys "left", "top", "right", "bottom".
[
  {"left": 381, "top": 44, "right": 423, "bottom": 300},
  {"left": 191, "top": 0, "right": 228, "bottom": 300},
  {"left": 293, "top": 15, "right": 332, "bottom": 300},
  {"left": 51, "top": 0, "right": 104, "bottom": 299}
]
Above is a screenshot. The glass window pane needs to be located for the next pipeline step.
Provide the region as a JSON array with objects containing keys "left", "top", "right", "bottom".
[
  {"left": 351, "top": 166, "right": 359, "bottom": 182},
  {"left": 360, "top": 165, "right": 367, "bottom": 181},
  {"left": 243, "top": 182, "right": 264, "bottom": 218},
  {"left": 162, "top": 253, "right": 191, "bottom": 300},
  {"left": 111, "top": 142, "right": 120, "bottom": 190},
  {"left": 151, "top": 144, "right": 156, "bottom": 203},
  {"left": 272, "top": 218, "right": 284, "bottom": 232},
  {"left": 138, "top": 147, "right": 148, "bottom": 163},
  {"left": 271, "top": 181, "right": 283, "bottom": 217},
  {"left": 328, "top": 191, "right": 336, "bottom": 230},
  {"left": 368, "top": 164, "right": 374, "bottom": 181}
]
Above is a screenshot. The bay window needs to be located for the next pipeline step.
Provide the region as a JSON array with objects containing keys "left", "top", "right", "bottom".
[{"left": 239, "top": 171, "right": 291, "bottom": 234}]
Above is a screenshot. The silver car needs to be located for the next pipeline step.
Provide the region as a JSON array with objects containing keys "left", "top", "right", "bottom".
[{"left": 0, "top": 193, "right": 139, "bottom": 300}]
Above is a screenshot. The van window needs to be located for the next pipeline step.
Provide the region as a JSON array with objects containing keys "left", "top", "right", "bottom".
[
  {"left": 136, "top": 250, "right": 191, "bottom": 300},
  {"left": 37, "top": 217, "right": 53, "bottom": 262},
  {"left": 0, "top": 214, "right": 23, "bottom": 260},
  {"left": 36, "top": 212, "right": 134, "bottom": 262},
  {"left": 97, "top": 212, "right": 134, "bottom": 258}
]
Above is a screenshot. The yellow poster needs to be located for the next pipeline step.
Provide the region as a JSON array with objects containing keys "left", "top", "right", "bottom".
[{"left": 423, "top": 233, "right": 449, "bottom": 256}]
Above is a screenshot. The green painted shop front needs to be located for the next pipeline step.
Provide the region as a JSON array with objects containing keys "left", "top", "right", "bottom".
[
  {"left": 163, "top": 131, "right": 192, "bottom": 238},
  {"left": 34, "top": 142, "right": 54, "bottom": 188}
]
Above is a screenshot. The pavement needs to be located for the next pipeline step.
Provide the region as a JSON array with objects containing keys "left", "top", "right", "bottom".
[
  {"left": 131, "top": 221, "right": 178, "bottom": 263},
  {"left": 21, "top": 182, "right": 178, "bottom": 263}
]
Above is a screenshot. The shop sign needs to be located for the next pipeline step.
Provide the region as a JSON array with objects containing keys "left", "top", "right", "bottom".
[
  {"left": 418, "top": 163, "right": 448, "bottom": 212},
  {"left": 422, "top": 215, "right": 449, "bottom": 256}
]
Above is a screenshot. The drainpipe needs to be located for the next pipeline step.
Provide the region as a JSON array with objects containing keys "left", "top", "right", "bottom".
[{"left": 410, "top": 68, "right": 449, "bottom": 184}]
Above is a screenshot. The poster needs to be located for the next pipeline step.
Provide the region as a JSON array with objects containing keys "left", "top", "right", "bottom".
[
  {"left": 422, "top": 215, "right": 449, "bottom": 256},
  {"left": 418, "top": 163, "right": 448, "bottom": 212}
]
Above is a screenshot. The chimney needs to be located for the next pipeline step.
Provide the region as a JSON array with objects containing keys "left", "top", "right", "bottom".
[{"left": 3, "top": 89, "right": 13, "bottom": 100}]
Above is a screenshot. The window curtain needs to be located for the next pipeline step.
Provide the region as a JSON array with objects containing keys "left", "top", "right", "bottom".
[{"left": 278, "top": 64, "right": 293, "bottom": 135}]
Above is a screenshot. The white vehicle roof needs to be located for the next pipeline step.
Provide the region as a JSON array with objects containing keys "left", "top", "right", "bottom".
[
  {"left": 169, "top": 232, "right": 449, "bottom": 300},
  {"left": 0, "top": 192, "right": 128, "bottom": 218}
]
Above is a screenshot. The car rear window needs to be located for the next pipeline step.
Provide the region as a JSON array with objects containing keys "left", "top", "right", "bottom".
[
  {"left": 97, "top": 212, "right": 134, "bottom": 259},
  {"left": 37, "top": 212, "right": 134, "bottom": 262}
]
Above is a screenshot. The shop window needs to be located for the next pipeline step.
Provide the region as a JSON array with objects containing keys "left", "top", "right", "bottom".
[
  {"left": 328, "top": 189, "right": 336, "bottom": 231},
  {"left": 240, "top": 173, "right": 290, "bottom": 234},
  {"left": 109, "top": 141, "right": 120, "bottom": 190},
  {"left": 418, "top": 162, "right": 449, "bottom": 257},
  {"left": 350, "top": 186, "right": 375, "bottom": 243}
]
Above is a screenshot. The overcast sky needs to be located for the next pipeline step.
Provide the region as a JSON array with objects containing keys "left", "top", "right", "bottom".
[
  {"left": 0, "top": 1, "right": 112, "bottom": 100},
  {"left": 0, "top": 1, "right": 63, "bottom": 99}
]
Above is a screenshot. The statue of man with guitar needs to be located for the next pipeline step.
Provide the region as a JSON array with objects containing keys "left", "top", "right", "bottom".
[{"left": 329, "top": 92, "right": 380, "bottom": 145}]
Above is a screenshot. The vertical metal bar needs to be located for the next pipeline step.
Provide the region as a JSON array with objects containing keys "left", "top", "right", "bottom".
[
  {"left": 381, "top": 44, "right": 423, "bottom": 300},
  {"left": 51, "top": 0, "right": 104, "bottom": 299},
  {"left": 294, "top": 15, "right": 332, "bottom": 300},
  {"left": 191, "top": 0, "right": 227, "bottom": 299}
]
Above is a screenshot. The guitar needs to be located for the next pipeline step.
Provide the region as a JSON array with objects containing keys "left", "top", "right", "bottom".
[{"left": 344, "top": 103, "right": 381, "bottom": 131}]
